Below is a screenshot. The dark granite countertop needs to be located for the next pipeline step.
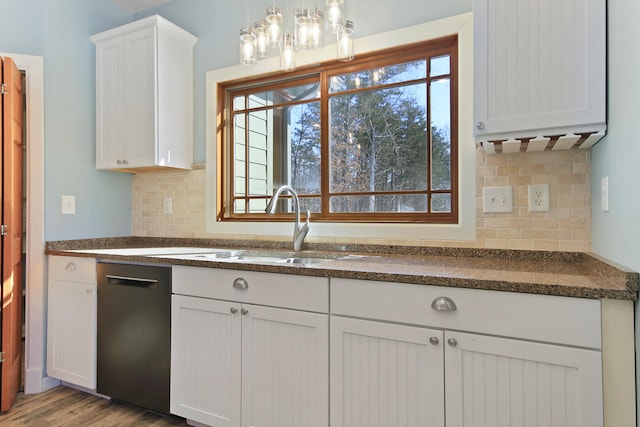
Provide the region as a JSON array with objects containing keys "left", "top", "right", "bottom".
[{"left": 45, "top": 237, "right": 639, "bottom": 300}]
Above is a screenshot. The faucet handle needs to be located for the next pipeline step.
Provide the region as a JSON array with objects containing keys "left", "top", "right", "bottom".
[{"left": 304, "top": 209, "right": 311, "bottom": 229}]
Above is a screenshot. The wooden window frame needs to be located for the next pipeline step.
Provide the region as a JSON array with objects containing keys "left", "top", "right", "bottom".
[{"left": 217, "top": 35, "right": 458, "bottom": 224}]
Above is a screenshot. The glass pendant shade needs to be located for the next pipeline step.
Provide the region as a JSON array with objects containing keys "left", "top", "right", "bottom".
[
  {"left": 251, "top": 22, "right": 269, "bottom": 58},
  {"left": 326, "top": 0, "right": 343, "bottom": 32},
  {"left": 239, "top": 28, "right": 257, "bottom": 65},
  {"left": 280, "top": 33, "right": 296, "bottom": 71},
  {"left": 337, "top": 20, "right": 354, "bottom": 62},
  {"left": 235, "top": 2, "right": 354, "bottom": 69},
  {"left": 265, "top": 7, "right": 283, "bottom": 48},
  {"left": 309, "top": 10, "right": 324, "bottom": 48},
  {"left": 295, "top": 9, "right": 311, "bottom": 50}
]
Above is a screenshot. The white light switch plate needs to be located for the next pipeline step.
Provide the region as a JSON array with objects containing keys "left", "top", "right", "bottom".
[
  {"left": 163, "top": 197, "right": 172, "bottom": 215},
  {"left": 61, "top": 195, "right": 76, "bottom": 215},
  {"left": 482, "top": 186, "right": 513, "bottom": 213},
  {"left": 601, "top": 176, "right": 609, "bottom": 211}
]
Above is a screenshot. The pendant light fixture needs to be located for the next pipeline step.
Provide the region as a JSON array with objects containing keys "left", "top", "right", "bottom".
[
  {"left": 239, "top": 0, "right": 256, "bottom": 65},
  {"left": 239, "top": 28, "right": 257, "bottom": 64},
  {"left": 336, "top": 20, "right": 354, "bottom": 62},
  {"left": 265, "top": 6, "right": 283, "bottom": 48},
  {"left": 237, "top": 0, "right": 354, "bottom": 68},
  {"left": 309, "top": 9, "right": 324, "bottom": 48},
  {"left": 294, "top": 8, "right": 311, "bottom": 50},
  {"left": 326, "top": 0, "right": 344, "bottom": 33},
  {"left": 280, "top": 0, "right": 296, "bottom": 70},
  {"left": 280, "top": 33, "right": 296, "bottom": 70},
  {"left": 251, "top": 21, "right": 269, "bottom": 58}
]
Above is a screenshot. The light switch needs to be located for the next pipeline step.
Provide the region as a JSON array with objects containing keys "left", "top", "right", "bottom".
[
  {"left": 482, "top": 186, "right": 513, "bottom": 213},
  {"left": 163, "top": 197, "right": 172, "bottom": 215},
  {"left": 601, "top": 176, "right": 609, "bottom": 212},
  {"left": 62, "top": 195, "right": 76, "bottom": 215}
]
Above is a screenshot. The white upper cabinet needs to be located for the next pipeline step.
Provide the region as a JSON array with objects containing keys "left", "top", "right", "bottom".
[
  {"left": 91, "top": 15, "right": 197, "bottom": 171},
  {"left": 474, "top": 0, "right": 606, "bottom": 152}
]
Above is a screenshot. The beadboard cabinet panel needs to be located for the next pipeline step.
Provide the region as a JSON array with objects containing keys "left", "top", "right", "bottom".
[
  {"left": 170, "top": 295, "right": 241, "bottom": 427},
  {"left": 242, "top": 304, "right": 328, "bottom": 427},
  {"left": 445, "top": 331, "right": 603, "bottom": 427},
  {"left": 474, "top": 0, "right": 606, "bottom": 145},
  {"left": 46, "top": 256, "right": 97, "bottom": 389},
  {"left": 92, "top": 15, "right": 196, "bottom": 171},
  {"left": 330, "top": 316, "right": 444, "bottom": 427}
]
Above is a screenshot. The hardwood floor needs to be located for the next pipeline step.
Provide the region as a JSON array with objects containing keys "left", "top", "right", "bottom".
[{"left": 0, "top": 386, "right": 189, "bottom": 426}]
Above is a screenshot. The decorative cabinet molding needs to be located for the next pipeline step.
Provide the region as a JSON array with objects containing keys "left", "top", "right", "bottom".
[
  {"left": 474, "top": 0, "right": 606, "bottom": 153},
  {"left": 46, "top": 256, "right": 97, "bottom": 389},
  {"left": 91, "top": 15, "right": 197, "bottom": 171}
]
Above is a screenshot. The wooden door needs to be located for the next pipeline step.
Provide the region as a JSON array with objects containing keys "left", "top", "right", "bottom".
[
  {"left": 241, "top": 304, "right": 328, "bottom": 427},
  {"left": 0, "top": 56, "right": 24, "bottom": 412},
  {"left": 444, "top": 331, "right": 603, "bottom": 427},
  {"left": 330, "top": 316, "right": 444, "bottom": 427}
]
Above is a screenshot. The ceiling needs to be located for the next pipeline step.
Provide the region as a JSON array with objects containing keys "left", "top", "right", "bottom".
[{"left": 111, "top": 0, "right": 174, "bottom": 12}]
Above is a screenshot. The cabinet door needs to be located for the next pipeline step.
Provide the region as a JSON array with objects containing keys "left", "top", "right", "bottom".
[
  {"left": 473, "top": 0, "right": 606, "bottom": 140},
  {"left": 46, "top": 279, "right": 96, "bottom": 388},
  {"left": 95, "top": 26, "right": 156, "bottom": 170},
  {"left": 330, "top": 316, "right": 444, "bottom": 427},
  {"left": 445, "top": 331, "right": 603, "bottom": 427},
  {"left": 170, "top": 295, "right": 242, "bottom": 427},
  {"left": 95, "top": 36, "right": 127, "bottom": 169},
  {"left": 242, "top": 304, "right": 328, "bottom": 427},
  {"left": 123, "top": 26, "right": 157, "bottom": 168}
]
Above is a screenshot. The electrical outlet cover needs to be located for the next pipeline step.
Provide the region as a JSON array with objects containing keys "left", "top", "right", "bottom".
[
  {"left": 528, "top": 184, "right": 550, "bottom": 212},
  {"left": 482, "top": 186, "right": 513, "bottom": 213}
]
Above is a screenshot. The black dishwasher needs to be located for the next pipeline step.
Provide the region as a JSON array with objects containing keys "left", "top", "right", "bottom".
[{"left": 96, "top": 262, "right": 171, "bottom": 414}]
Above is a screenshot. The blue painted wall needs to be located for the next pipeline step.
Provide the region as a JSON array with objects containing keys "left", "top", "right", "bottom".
[
  {"left": 592, "top": 0, "right": 640, "bottom": 277},
  {"left": 591, "top": 0, "right": 640, "bottom": 418},
  {"left": 0, "top": 0, "right": 133, "bottom": 240}
]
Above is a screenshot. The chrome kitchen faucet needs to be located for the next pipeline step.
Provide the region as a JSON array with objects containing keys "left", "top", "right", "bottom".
[{"left": 265, "top": 185, "right": 310, "bottom": 252}]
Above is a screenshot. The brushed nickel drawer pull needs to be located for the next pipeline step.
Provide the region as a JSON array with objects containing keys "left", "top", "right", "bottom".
[
  {"left": 431, "top": 296, "right": 457, "bottom": 311},
  {"left": 233, "top": 278, "right": 249, "bottom": 289}
]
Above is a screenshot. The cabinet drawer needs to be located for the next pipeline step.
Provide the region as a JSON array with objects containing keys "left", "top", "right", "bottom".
[
  {"left": 48, "top": 256, "right": 96, "bottom": 283},
  {"left": 331, "top": 278, "right": 601, "bottom": 349},
  {"left": 173, "top": 266, "right": 329, "bottom": 313}
]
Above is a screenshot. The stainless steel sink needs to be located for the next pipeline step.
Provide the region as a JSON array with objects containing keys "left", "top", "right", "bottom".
[
  {"left": 78, "top": 246, "right": 364, "bottom": 266},
  {"left": 279, "top": 257, "right": 336, "bottom": 265},
  {"left": 71, "top": 247, "right": 229, "bottom": 256},
  {"left": 150, "top": 249, "right": 351, "bottom": 265}
]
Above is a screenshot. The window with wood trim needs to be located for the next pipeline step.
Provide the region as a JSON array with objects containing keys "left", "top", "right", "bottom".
[{"left": 218, "top": 35, "right": 458, "bottom": 223}]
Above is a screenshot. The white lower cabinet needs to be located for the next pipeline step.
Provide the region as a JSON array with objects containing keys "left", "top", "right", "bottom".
[
  {"left": 330, "top": 316, "right": 444, "bottom": 427},
  {"left": 330, "top": 278, "right": 604, "bottom": 427},
  {"left": 170, "top": 266, "right": 329, "bottom": 427},
  {"left": 444, "top": 331, "right": 602, "bottom": 427},
  {"left": 46, "top": 256, "right": 97, "bottom": 389}
]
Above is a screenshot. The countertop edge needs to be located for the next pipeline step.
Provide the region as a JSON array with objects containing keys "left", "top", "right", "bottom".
[{"left": 44, "top": 239, "right": 639, "bottom": 301}]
